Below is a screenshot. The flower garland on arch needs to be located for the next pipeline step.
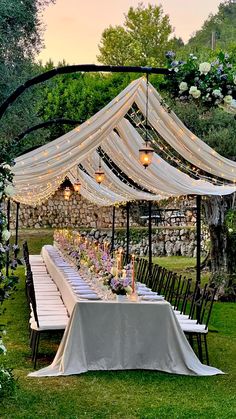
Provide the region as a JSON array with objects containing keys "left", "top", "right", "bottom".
[{"left": 165, "top": 51, "right": 236, "bottom": 114}]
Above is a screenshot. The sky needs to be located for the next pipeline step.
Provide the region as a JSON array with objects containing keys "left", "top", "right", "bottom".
[{"left": 38, "top": 0, "right": 223, "bottom": 65}]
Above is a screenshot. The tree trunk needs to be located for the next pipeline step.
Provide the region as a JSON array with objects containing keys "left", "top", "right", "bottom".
[{"left": 203, "top": 195, "right": 234, "bottom": 274}]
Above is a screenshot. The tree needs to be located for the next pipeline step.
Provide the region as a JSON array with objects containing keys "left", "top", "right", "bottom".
[
  {"left": 38, "top": 69, "right": 134, "bottom": 140},
  {"left": 97, "top": 3, "right": 181, "bottom": 66},
  {"left": 0, "top": 0, "right": 55, "bottom": 102},
  {"left": 0, "top": 1, "right": 56, "bottom": 158},
  {"left": 185, "top": 1, "right": 236, "bottom": 56}
]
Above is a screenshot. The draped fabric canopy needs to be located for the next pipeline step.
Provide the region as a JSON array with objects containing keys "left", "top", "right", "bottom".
[{"left": 12, "top": 77, "right": 236, "bottom": 206}]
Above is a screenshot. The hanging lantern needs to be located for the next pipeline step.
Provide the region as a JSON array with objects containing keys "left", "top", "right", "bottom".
[
  {"left": 139, "top": 142, "right": 154, "bottom": 168},
  {"left": 64, "top": 187, "right": 71, "bottom": 200},
  {"left": 73, "top": 180, "right": 81, "bottom": 193},
  {"left": 95, "top": 168, "right": 105, "bottom": 184},
  {"left": 95, "top": 153, "right": 105, "bottom": 184},
  {"left": 138, "top": 73, "right": 154, "bottom": 169}
]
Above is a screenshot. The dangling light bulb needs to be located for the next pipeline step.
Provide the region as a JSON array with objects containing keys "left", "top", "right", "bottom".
[
  {"left": 73, "top": 181, "right": 81, "bottom": 193},
  {"left": 138, "top": 74, "right": 154, "bottom": 168},
  {"left": 95, "top": 154, "right": 105, "bottom": 184},
  {"left": 64, "top": 187, "right": 71, "bottom": 200},
  {"left": 139, "top": 142, "right": 154, "bottom": 168}
]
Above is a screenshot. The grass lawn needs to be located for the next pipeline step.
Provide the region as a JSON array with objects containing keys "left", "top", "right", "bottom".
[{"left": 0, "top": 230, "right": 235, "bottom": 418}]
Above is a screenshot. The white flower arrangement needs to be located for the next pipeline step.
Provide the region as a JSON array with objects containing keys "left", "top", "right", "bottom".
[
  {"left": 199, "top": 62, "right": 211, "bottom": 75},
  {"left": 189, "top": 86, "right": 201, "bottom": 99},
  {"left": 212, "top": 89, "right": 223, "bottom": 98},
  {"left": 224, "top": 95, "right": 233, "bottom": 105},
  {"left": 2, "top": 229, "right": 11, "bottom": 242},
  {"left": 179, "top": 81, "right": 188, "bottom": 92}
]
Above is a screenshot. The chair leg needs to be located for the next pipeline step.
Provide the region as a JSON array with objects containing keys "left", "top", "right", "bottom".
[
  {"left": 31, "top": 330, "right": 37, "bottom": 360},
  {"left": 33, "top": 332, "right": 40, "bottom": 369},
  {"left": 29, "top": 329, "right": 33, "bottom": 348},
  {"left": 197, "top": 334, "right": 203, "bottom": 363},
  {"left": 204, "top": 334, "right": 209, "bottom": 365}
]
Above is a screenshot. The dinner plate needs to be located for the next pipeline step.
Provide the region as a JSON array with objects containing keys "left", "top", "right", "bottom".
[
  {"left": 137, "top": 289, "right": 154, "bottom": 296},
  {"left": 78, "top": 294, "right": 101, "bottom": 300},
  {"left": 141, "top": 295, "right": 165, "bottom": 301},
  {"left": 76, "top": 290, "right": 95, "bottom": 294}
]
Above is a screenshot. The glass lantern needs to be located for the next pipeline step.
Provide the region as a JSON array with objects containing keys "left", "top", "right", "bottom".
[
  {"left": 139, "top": 142, "right": 154, "bottom": 168},
  {"left": 95, "top": 168, "right": 105, "bottom": 184},
  {"left": 73, "top": 181, "right": 81, "bottom": 193},
  {"left": 64, "top": 187, "right": 71, "bottom": 200}
]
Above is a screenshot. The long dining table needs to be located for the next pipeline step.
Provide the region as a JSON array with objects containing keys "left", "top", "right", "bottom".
[{"left": 29, "top": 245, "right": 223, "bottom": 377}]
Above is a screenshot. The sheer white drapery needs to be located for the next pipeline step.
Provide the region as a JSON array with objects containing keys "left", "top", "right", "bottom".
[
  {"left": 136, "top": 80, "right": 236, "bottom": 182},
  {"left": 12, "top": 77, "right": 236, "bottom": 206},
  {"left": 12, "top": 78, "right": 142, "bottom": 205}
]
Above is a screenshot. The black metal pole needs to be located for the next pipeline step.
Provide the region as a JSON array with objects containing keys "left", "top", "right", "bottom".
[
  {"left": 111, "top": 206, "right": 115, "bottom": 255},
  {"left": 0, "top": 65, "right": 170, "bottom": 121},
  {"left": 148, "top": 201, "right": 152, "bottom": 277},
  {"left": 126, "top": 202, "right": 130, "bottom": 263},
  {"left": 6, "top": 198, "right": 11, "bottom": 277},
  {"left": 14, "top": 202, "right": 20, "bottom": 258},
  {"left": 196, "top": 195, "right": 202, "bottom": 284}
]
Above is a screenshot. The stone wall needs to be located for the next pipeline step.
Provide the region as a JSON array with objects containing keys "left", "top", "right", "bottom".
[
  {"left": 82, "top": 227, "right": 209, "bottom": 258},
  {"left": 9, "top": 188, "right": 130, "bottom": 229},
  {"left": 8, "top": 188, "right": 197, "bottom": 230}
]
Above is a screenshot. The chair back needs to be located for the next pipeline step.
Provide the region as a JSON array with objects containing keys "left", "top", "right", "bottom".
[
  {"left": 179, "top": 278, "right": 192, "bottom": 314},
  {"left": 157, "top": 268, "right": 167, "bottom": 294},
  {"left": 23, "top": 241, "right": 29, "bottom": 264},
  {"left": 200, "top": 286, "right": 217, "bottom": 329},
  {"left": 150, "top": 264, "right": 162, "bottom": 292},
  {"left": 26, "top": 276, "right": 39, "bottom": 328}
]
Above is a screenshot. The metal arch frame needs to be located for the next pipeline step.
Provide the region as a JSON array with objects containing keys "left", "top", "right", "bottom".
[
  {"left": 0, "top": 63, "right": 202, "bottom": 284},
  {"left": 0, "top": 64, "right": 170, "bottom": 121}
]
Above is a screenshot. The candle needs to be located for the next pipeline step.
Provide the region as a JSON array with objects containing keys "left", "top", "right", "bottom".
[
  {"left": 116, "top": 251, "right": 119, "bottom": 277},
  {"left": 119, "top": 249, "right": 123, "bottom": 271},
  {"left": 131, "top": 254, "right": 135, "bottom": 293}
]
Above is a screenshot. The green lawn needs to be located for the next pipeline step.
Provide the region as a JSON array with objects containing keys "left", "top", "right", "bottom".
[{"left": 0, "top": 230, "right": 235, "bottom": 418}]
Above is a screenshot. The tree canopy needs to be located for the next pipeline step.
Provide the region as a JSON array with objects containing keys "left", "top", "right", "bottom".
[
  {"left": 0, "top": 0, "right": 55, "bottom": 158},
  {"left": 97, "top": 3, "right": 182, "bottom": 66},
  {"left": 184, "top": 1, "right": 236, "bottom": 57}
]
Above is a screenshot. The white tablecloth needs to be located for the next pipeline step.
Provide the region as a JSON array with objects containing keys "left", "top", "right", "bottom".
[
  {"left": 29, "top": 246, "right": 224, "bottom": 377},
  {"left": 41, "top": 245, "right": 78, "bottom": 315}
]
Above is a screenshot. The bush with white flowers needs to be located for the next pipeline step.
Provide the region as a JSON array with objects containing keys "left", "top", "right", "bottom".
[
  {"left": 0, "top": 156, "right": 18, "bottom": 398},
  {"left": 165, "top": 51, "right": 236, "bottom": 111}
]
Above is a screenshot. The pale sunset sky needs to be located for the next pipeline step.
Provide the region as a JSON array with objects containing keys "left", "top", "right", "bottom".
[{"left": 38, "top": 0, "right": 223, "bottom": 65}]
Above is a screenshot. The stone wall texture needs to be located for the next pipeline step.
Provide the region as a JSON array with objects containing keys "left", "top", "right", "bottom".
[
  {"left": 83, "top": 227, "right": 208, "bottom": 258},
  {"left": 9, "top": 188, "right": 129, "bottom": 229},
  {"left": 8, "top": 188, "right": 197, "bottom": 230},
  {"left": 6, "top": 190, "right": 206, "bottom": 257}
]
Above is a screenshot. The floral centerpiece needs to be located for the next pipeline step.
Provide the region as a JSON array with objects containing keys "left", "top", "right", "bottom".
[
  {"left": 54, "top": 229, "right": 113, "bottom": 275},
  {"left": 110, "top": 276, "right": 132, "bottom": 296}
]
